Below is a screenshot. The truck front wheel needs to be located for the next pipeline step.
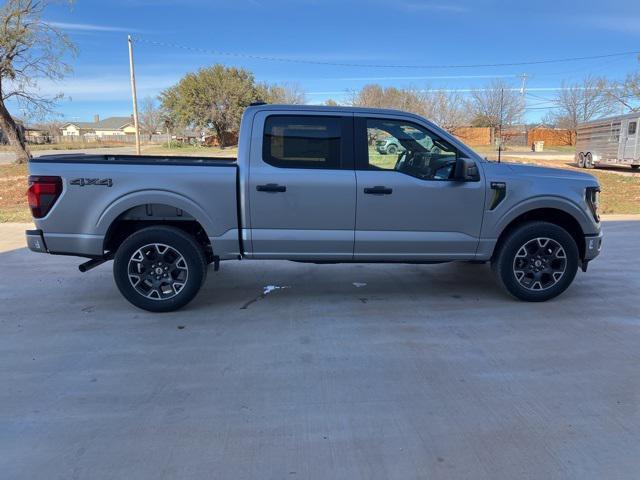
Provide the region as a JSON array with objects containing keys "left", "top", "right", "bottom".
[
  {"left": 491, "top": 222, "right": 579, "bottom": 302},
  {"left": 113, "top": 226, "right": 207, "bottom": 312}
]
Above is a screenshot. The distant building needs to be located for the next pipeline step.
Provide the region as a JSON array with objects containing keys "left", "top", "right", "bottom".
[{"left": 60, "top": 115, "right": 136, "bottom": 137}]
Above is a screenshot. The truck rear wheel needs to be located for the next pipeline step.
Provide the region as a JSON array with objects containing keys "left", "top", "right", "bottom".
[
  {"left": 113, "top": 226, "right": 207, "bottom": 312},
  {"left": 491, "top": 221, "right": 579, "bottom": 302}
]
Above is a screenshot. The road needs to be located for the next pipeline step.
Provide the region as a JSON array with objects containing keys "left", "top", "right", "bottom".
[{"left": 1, "top": 220, "right": 639, "bottom": 479}]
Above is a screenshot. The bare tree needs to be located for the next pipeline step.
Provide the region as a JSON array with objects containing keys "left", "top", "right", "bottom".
[
  {"left": 467, "top": 80, "right": 524, "bottom": 129},
  {"left": 606, "top": 72, "right": 640, "bottom": 112},
  {"left": 139, "top": 97, "right": 163, "bottom": 139},
  {"left": 0, "top": 0, "right": 76, "bottom": 163},
  {"left": 546, "top": 76, "right": 615, "bottom": 138},
  {"left": 324, "top": 98, "right": 339, "bottom": 106},
  {"left": 421, "top": 89, "right": 470, "bottom": 132},
  {"left": 260, "top": 82, "right": 306, "bottom": 104},
  {"left": 350, "top": 84, "right": 429, "bottom": 116},
  {"left": 30, "top": 119, "right": 61, "bottom": 141}
]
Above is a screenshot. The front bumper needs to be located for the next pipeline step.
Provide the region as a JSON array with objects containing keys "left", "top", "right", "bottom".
[
  {"left": 584, "top": 231, "right": 603, "bottom": 261},
  {"left": 25, "top": 229, "right": 48, "bottom": 253}
]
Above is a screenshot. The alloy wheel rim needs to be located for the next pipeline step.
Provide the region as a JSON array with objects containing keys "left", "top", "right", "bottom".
[
  {"left": 513, "top": 237, "right": 567, "bottom": 291},
  {"left": 127, "top": 243, "right": 188, "bottom": 300}
]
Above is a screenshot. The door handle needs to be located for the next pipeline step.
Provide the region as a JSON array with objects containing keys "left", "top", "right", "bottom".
[
  {"left": 256, "top": 183, "right": 286, "bottom": 193},
  {"left": 364, "top": 186, "right": 393, "bottom": 195}
]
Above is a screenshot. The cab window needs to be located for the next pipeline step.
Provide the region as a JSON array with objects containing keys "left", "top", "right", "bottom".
[
  {"left": 364, "top": 118, "right": 459, "bottom": 181},
  {"left": 263, "top": 115, "right": 342, "bottom": 169}
]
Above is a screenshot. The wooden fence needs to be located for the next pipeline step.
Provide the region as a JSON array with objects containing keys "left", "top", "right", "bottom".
[
  {"left": 527, "top": 128, "right": 575, "bottom": 147},
  {"left": 450, "top": 127, "right": 492, "bottom": 146}
]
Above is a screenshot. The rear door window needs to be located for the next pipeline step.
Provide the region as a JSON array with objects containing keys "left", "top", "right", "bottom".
[{"left": 263, "top": 115, "right": 343, "bottom": 169}]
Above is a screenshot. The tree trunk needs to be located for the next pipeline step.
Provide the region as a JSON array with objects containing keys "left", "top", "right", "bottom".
[
  {"left": 0, "top": 99, "right": 31, "bottom": 164},
  {"left": 215, "top": 125, "right": 226, "bottom": 149}
]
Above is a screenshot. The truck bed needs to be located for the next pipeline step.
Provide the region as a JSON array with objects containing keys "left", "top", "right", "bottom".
[{"left": 28, "top": 153, "right": 241, "bottom": 259}]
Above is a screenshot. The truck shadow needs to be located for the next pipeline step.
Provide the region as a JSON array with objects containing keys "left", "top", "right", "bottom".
[{"left": 193, "top": 261, "right": 516, "bottom": 312}]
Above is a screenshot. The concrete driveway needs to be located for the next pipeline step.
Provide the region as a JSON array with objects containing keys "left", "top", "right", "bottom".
[{"left": 1, "top": 221, "right": 639, "bottom": 479}]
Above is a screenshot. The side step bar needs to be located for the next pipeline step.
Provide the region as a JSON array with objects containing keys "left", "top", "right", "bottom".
[{"left": 79, "top": 254, "right": 113, "bottom": 273}]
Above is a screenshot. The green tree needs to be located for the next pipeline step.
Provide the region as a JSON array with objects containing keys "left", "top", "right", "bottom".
[
  {"left": 0, "top": 0, "right": 76, "bottom": 163},
  {"left": 161, "top": 65, "right": 261, "bottom": 147}
]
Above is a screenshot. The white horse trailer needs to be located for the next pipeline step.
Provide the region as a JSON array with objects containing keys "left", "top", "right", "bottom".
[{"left": 575, "top": 113, "right": 640, "bottom": 170}]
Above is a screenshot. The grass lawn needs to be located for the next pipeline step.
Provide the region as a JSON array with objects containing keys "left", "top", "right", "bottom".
[
  {"left": 141, "top": 144, "right": 238, "bottom": 157},
  {"left": 1, "top": 152, "right": 639, "bottom": 223},
  {"left": 499, "top": 157, "right": 640, "bottom": 215}
]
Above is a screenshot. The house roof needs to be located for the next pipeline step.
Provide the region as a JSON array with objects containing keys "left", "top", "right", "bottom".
[
  {"left": 61, "top": 116, "right": 133, "bottom": 130},
  {"left": 94, "top": 117, "right": 133, "bottom": 129}
]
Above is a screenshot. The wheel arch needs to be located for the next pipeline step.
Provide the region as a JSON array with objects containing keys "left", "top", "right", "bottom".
[
  {"left": 493, "top": 207, "right": 586, "bottom": 260},
  {"left": 98, "top": 191, "right": 216, "bottom": 259}
]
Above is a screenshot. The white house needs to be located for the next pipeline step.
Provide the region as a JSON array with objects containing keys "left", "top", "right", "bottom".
[{"left": 60, "top": 116, "right": 136, "bottom": 137}]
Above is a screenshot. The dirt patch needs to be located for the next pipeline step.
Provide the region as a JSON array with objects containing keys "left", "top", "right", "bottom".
[{"left": 0, "top": 164, "right": 30, "bottom": 222}]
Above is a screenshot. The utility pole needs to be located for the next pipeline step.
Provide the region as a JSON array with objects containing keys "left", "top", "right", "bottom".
[
  {"left": 519, "top": 73, "right": 529, "bottom": 96},
  {"left": 498, "top": 87, "right": 504, "bottom": 163},
  {"left": 128, "top": 35, "right": 141, "bottom": 155}
]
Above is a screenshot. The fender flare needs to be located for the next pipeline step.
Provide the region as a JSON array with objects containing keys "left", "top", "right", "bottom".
[
  {"left": 491, "top": 195, "right": 593, "bottom": 238},
  {"left": 95, "top": 190, "right": 217, "bottom": 238}
]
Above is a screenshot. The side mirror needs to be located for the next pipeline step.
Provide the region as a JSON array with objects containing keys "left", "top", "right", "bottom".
[{"left": 454, "top": 157, "right": 480, "bottom": 182}]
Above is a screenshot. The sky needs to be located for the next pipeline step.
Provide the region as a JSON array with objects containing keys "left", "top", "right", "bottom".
[{"left": 17, "top": 0, "right": 640, "bottom": 123}]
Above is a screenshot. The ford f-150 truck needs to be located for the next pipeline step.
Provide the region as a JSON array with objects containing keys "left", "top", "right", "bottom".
[{"left": 25, "top": 104, "right": 603, "bottom": 312}]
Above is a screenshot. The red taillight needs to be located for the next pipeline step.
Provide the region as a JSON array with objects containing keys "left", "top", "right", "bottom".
[{"left": 27, "top": 176, "right": 63, "bottom": 218}]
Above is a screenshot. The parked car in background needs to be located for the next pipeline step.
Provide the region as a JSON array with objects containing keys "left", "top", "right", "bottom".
[
  {"left": 376, "top": 127, "right": 436, "bottom": 155},
  {"left": 26, "top": 104, "right": 603, "bottom": 312},
  {"left": 376, "top": 136, "right": 404, "bottom": 155},
  {"left": 576, "top": 112, "right": 640, "bottom": 170}
]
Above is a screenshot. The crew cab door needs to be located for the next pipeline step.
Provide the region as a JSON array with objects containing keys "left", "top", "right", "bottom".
[
  {"left": 622, "top": 119, "right": 638, "bottom": 160},
  {"left": 353, "top": 116, "right": 485, "bottom": 260},
  {"left": 247, "top": 112, "right": 356, "bottom": 259}
]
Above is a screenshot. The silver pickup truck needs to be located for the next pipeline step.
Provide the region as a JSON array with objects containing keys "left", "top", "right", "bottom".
[{"left": 26, "top": 104, "right": 603, "bottom": 312}]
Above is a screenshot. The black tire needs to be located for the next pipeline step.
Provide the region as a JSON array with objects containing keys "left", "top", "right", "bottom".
[
  {"left": 386, "top": 144, "right": 398, "bottom": 154},
  {"left": 113, "top": 226, "right": 207, "bottom": 312},
  {"left": 491, "top": 221, "right": 579, "bottom": 302},
  {"left": 585, "top": 152, "right": 595, "bottom": 169},
  {"left": 631, "top": 165, "right": 639, "bottom": 170}
]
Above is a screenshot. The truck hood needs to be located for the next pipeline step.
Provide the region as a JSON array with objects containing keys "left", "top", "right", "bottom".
[{"left": 491, "top": 161, "right": 598, "bottom": 184}]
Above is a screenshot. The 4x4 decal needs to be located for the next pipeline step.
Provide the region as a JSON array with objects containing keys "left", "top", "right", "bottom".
[{"left": 70, "top": 178, "right": 113, "bottom": 187}]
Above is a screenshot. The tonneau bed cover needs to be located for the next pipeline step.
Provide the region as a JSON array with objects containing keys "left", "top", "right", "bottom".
[{"left": 30, "top": 154, "right": 237, "bottom": 167}]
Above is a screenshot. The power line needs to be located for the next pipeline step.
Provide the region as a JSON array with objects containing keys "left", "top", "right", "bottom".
[{"left": 132, "top": 36, "right": 640, "bottom": 70}]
